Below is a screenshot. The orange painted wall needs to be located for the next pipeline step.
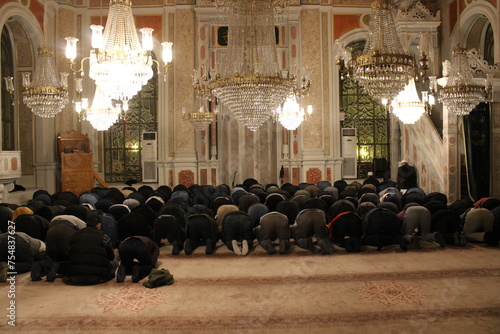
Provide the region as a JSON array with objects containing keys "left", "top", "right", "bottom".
[
  {"left": 0, "top": 0, "right": 44, "bottom": 32},
  {"left": 333, "top": 14, "right": 362, "bottom": 40},
  {"left": 135, "top": 15, "right": 162, "bottom": 40}
]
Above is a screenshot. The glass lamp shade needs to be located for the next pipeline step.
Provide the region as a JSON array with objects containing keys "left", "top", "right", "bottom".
[
  {"left": 86, "top": 86, "right": 121, "bottom": 131},
  {"left": 391, "top": 78, "right": 425, "bottom": 124},
  {"left": 278, "top": 95, "right": 305, "bottom": 130}
]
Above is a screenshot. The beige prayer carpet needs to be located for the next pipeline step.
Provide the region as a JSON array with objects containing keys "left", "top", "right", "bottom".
[{"left": 1, "top": 242, "right": 499, "bottom": 333}]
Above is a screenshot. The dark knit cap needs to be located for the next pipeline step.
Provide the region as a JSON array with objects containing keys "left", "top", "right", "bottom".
[
  {"left": 63, "top": 204, "right": 89, "bottom": 221},
  {"left": 86, "top": 211, "right": 103, "bottom": 226}
]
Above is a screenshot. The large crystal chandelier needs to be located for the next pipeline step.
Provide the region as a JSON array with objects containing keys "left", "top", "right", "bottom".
[
  {"left": 343, "top": 0, "right": 416, "bottom": 105},
  {"left": 437, "top": 3, "right": 487, "bottom": 117},
  {"left": 391, "top": 78, "right": 425, "bottom": 124},
  {"left": 198, "top": 0, "right": 310, "bottom": 131},
  {"left": 85, "top": 86, "right": 122, "bottom": 131},
  {"left": 438, "top": 47, "right": 486, "bottom": 116},
  {"left": 4, "top": 1, "right": 69, "bottom": 118},
  {"left": 65, "top": 0, "right": 173, "bottom": 104},
  {"left": 20, "top": 48, "right": 69, "bottom": 117}
]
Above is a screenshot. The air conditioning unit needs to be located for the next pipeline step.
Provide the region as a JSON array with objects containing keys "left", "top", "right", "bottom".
[
  {"left": 341, "top": 128, "right": 357, "bottom": 178},
  {"left": 142, "top": 132, "right": 158, "bottom": 182}
]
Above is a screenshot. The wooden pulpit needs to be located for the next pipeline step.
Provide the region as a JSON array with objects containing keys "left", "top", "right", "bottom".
[{"left": 57, "top": 131, "right": 94, "bottom": 195}]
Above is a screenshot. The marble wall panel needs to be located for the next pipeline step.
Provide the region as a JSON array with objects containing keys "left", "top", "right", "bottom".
[
  {"left": 301, "top": 9, "right": 322, "bottom": 150},
  {"left": 174, "top": 9, "right": 195, "bottom": 153}
]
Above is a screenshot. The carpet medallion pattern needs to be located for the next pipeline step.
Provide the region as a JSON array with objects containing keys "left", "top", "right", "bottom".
[
  {"left": 94, "top": 286, "right": 168, "bottom": 313},
  {"left": 357, "top": 280, "right": 430, "bottom": 307}
]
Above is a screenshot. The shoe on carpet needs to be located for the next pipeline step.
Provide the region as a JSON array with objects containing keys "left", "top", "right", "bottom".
[
  {"left": 172, "top": 241, "right": 180, "bottom": 256},
  {"left": 206, "top": 239, "right": 214, "bottom": 255},
  {"left": 184, "top": 239, "right": 193, "bottom": 255},
  {"left": 30, "top": 262, "right": 43, "bottom": 281},
  {"left": 232, "top": 240, "right": 242, "bottom": 255},
  {"left": 345, "top": 237, "right": 354, "bottom": 253},
  {"left": 116, "top": 264, "right": 126, "bottom": 283},
  {"left": 351, "top": 237, "right": 361, "bottom": 252},
  {"left": 46, "top": 262, "right": 61, "bottom": 282},
  {"left": 241, "top": 240, "right": 249, "bottom": 256},
  {"left": 297, "top": 237, "right": 317, "bottom": 253},
  {"left": 318, "top": 238, "right": 333, "bottom": 255},
  {"left": 376, "top": 236, "right": 384, "bottom": 252},
  {"left": 411, "top": 233, "right": 422, "bottom": 250},
  {"left": 261, "top": 240, "right": 275, "bottom": 254},
  {"left": 399, "top": 236, "right": 408, "bottom": 252},
  {"left": 131, "top": 265, "right": 141, "bottom": 283},
  {"left": 279, "top": 239, "right": 289, "bottom": 255},
  {"left": 434, "top": 232, "right": 446, "bottom": 248}
]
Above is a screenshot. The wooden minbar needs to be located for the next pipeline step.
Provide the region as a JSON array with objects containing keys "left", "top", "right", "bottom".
[{"left": 57, "top": 131, "right": 94, "bottom": 195}]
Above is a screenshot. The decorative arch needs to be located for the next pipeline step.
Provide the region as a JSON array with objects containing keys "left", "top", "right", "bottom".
[
  {"left": 333, "top": 28, "right": 368, "bottom": 60},
  {"left": 0, "top": 3, "right": 43, "bottom": 47},
  {"left": 454, "top": 1, "right": 499, "bottom": 62}
]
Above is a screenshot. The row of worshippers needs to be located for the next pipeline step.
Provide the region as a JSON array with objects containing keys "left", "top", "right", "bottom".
[{"left": 1, "top": 177, "right": 499, "bottom": 285}]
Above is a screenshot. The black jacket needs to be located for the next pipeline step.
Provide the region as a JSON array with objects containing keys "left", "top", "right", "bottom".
[
  {"left": 65, "top": 226, "right": 115, "bottom": 285},
  {"left": 397, "top": 164, "right": 418, "bottom": 189}
]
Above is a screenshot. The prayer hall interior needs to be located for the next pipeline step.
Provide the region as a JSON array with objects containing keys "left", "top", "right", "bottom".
[{"left": 0, "top": 0, "right": 499, "bottom": 332}]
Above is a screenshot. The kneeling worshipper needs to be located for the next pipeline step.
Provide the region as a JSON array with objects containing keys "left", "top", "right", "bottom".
[
  {"left": 255, "top": 211, "right": 290, "bottom": 254},
  {"left": 0, "top": 231, "right": 45, "bottom": 274},
  {"left": 64, "top": 211, "right": 115, "bottom": 285},
  {"left": 116, "top": 235, "right": 159, "bottom": 283},
  {"left": 402, "top": 206, "right": 446, "bottom": 249},
  {"left": 463, "top": 207, "right": 498, "bottom": 246},
  {"left": 151, "top": 214, "right": 185, "bottom": 255},
  {"left": 221, "top": 211, "right": 254, "bottom": 255},
  {"left": 184, "top": 213, "right": 219, "bottom": 255},
  {"left": 30, "top": 214, "right": 86, "bottom": 282},
  {"left": 361, "top": 207, "right": 406, "bottom": 251},
  {"left": 293, "top": 208, "right": 333, "bottom": 255}
]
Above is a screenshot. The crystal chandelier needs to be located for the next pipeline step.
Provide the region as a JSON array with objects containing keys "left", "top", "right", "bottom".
[
  {"left": 182, "top": 95, "right": 215, "bottom": 131},
  {"left": 339, "top": 0, "right": 416, "bottom": 105},
  {"left": 196, "top": 0, "right": 311, "bottom": 132},
  {"left": 277, "top": 95, "right": 305, "bottom": 131},
  {"left": 391, "top": 78, "right": 426, "bottom": 124},
  {"left": 4, "top": 1, "right": 69, "bottom": 118},
  {"left": 436, "top": 3, "right": 488, "bottom": 117},
  {"left": 438, "top": 47, "right": 486, "bottom": 117},
  {"left": 84, "top": 86, "right": 122, "bottom": 131},
  {"left": 65, "top": 0, "right": 173, "bottom": 104},
  {"left": 21, "top": 48, "right": 69, "bottom": 117}
]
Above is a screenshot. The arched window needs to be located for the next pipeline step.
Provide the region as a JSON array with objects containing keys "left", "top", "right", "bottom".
[
  {"left": 483, "top": 23, "right": 494, "bottom": 65},
  {"left": 103, "top": 72, "right": 158, "bottom": 183},
  {"left": 339, "top": 41, "right": 391, "bottom": 178}
]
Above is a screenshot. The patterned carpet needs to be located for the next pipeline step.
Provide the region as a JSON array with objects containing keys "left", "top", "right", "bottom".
[{"left": 1, "top": 242, "right": 499, "bottom": 333}]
